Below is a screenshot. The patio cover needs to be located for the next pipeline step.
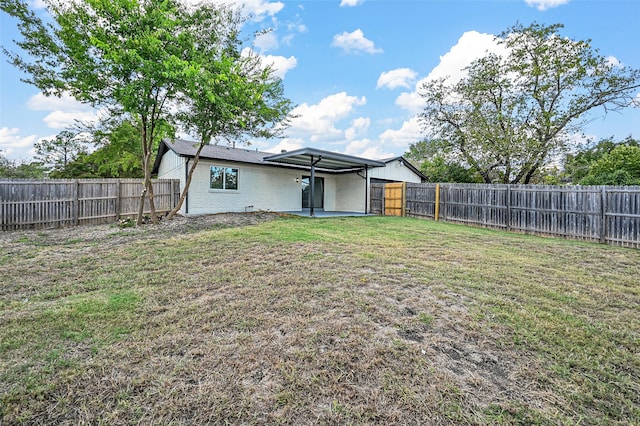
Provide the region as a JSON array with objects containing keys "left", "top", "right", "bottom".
[
  {"left": 264, "top": 148, "right": 385, "bottom": 170},
  {"left": 264, "top": 148, "right": 385, "bottom": 217}
]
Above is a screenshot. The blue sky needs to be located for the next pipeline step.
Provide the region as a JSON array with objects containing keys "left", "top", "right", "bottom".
[{"left": 1, "top": 0, "right": 639, "bottom": 161}]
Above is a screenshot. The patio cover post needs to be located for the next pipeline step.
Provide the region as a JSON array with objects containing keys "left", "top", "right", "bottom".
[
  {"left": 364, "top": 165, "right": 368, "bottom": 214},
  {"left": 310, "top": 156, "right": 322, "bottom": 217}
]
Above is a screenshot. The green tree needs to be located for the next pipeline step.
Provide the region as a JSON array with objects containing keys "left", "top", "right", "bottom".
[
  {"left": 0, "top": 151, "right": 45, "bottom": 178},
  {"left": 167, "top": 9, "right": 293, "bottom": 219},
  {"left": 405, "top": 140, "right": 482, "bottom": 183},
  {"left": 34, "top": 130, "right": 86, "bottom": 174},
  {"left": 421, "top": 156, "right": 482, "bottom": 183},
  {"left": 48, "top": 120, "right": 150, "bottom": 178},
  {"left": 579, "top": 144, "right": 640, "bottom": 185},
  {"left": 564, "top": 136, "right": 639, "bottom": 184},
  {"left": 3, "top": 0, "right": 292, "bottom": 224},
  {"left": 49, "top": 152, "right": 97, "bottom": 178},
  {"left": 419, "top": 22, "right": 640, "bottom": 184},
  {"left": 84, "top": 120, "right": 147, "bottom": 178},
  {"left": 2, "top": 0, "right": 193, "bottom": 223}
]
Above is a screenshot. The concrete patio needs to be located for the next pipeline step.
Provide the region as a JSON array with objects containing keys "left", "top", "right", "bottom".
[{"left": 284, "top": 209, "right": 373, "bottom": 218}]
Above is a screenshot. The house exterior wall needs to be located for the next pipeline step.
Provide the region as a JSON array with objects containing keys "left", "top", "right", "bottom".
[
  {"left": 335, "top": 173, "right": 367, "bottom": 212},
  {"left": 369, "top": 159, "right": 423, "bottom": 183},
  {"left": 182, "top": 158, "right": 306, "bottom": 215},
  {"left": 157, "top": 148, "right": 185, "bottom": 182},
  {"left": 156, "top": 152, "right": 422, "bottom": 215}
]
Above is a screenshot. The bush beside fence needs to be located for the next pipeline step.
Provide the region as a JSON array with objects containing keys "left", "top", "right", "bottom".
[
  {"left": 371, "top": 183, "right": 640, "bottom": 248},
  {"left": 0, "top": 179, "right": 181, "bottom": 231}
]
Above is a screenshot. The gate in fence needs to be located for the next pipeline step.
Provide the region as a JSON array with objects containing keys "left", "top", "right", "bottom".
[{"left": 384, "top": 182, "right": 405, "bottom": 217}]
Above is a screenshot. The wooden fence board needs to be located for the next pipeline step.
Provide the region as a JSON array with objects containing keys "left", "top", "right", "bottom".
[
  {"left": 371, "top": 182, "right": 640, "bottom": 248},
  {"left": 0, "top": 179, "right": 180, "bottom": 231}
]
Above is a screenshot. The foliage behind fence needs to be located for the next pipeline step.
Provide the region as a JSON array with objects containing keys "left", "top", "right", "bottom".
[
  {"left": 0, "top": 179, "right": 180, "bottom": 231},
  {"left": 371, "top": 183, "right": 640, "bottom": 248}
]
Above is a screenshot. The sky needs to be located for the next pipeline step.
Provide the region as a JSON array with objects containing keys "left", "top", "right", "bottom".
[{"left": 1, "top": 0, "right": 639, "bottom": 162}]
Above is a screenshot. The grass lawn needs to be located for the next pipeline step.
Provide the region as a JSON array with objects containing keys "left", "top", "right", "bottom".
[{"left": 1, "top": 214, "right": 639, "bottom": 425}]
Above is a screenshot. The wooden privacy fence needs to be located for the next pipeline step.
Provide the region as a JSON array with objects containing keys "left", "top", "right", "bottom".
[
  {"left": 0, "top": 179, "right": 181, "bottom": 231},
  {"left": 371, "top": 183, "right": 640, "bottom": 248}
]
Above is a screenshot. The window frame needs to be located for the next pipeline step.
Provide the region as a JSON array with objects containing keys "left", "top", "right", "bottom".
[{"left": 209, "top": 165, "right": 239, "bottom": 191}]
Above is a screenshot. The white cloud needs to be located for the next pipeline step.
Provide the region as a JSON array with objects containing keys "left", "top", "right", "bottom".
[
  {"left": 221, "top": 0, "right": 285, "bottom": 20},
  {"left": 345, "top": 117, "right": 370, "bottom": 140},
  {"left": 524, "top": 0, "right": 570, "bottom": 11},
  {"left": 42, "top": 110, "right": 101, "bottom": 129},
  {"left": 342, "top": 116, "right": 422, "bottom": 159},
  {"left": 288, "top": 23, "right": 307, "bottom": 33},
  {"left": 30, "top": 0, "right": 47, "bottom": 8},
  {"left": 241, "top": 47, "right": 297, "bottom": 79},
  {"left": 340, "top": 0, "right": 364, "bottom": 6},
  {"left": 261, "top": 54, "right": 298, "bottom": 79},
  {"left": 344, "top": 138, "right": 372, "bottom": 155},
  {"left": 272, "top": 93, "right": 421, "bottom": 159},
  {"left": 27, "top": 92, "right": 101, "bottom": 129},
  {"left": 605, "top": 55, "right": 621, "bottom": 68},
  {"left": 377, "top": 68, "right": 418, "bottom": 90},
  {"left": 280, "top": 15, "right": 308, "bottom": 46},
  {"left": 0, "top": 127, "right": 38, "bottom": 158},
  {"left": 26, "top": 92, "right": 92, "bottom": 112},
  {"left": 425, "top": 31, "right": 503, "bottom": 83},
  {"left": 287, "top": 92, "right": 366, "bottom": 142},
  {"left": 267, "top": 138, "right": 304, "bottom": 153},
  {"left": 395, "top": 92, "right": 425, "bottom": 114},
  {"left": 379, "top": 116, "right": 422, "bottom": 148},
  {"left": 395, "top": 31, "right": 505, "bottom": 113},
  {"left": 344, "top": 139, "right": 394, "bottom": 160},
  {"left": 254, "top": 31, "right": 279, "bottom": 52},
  {"left": 331, "top": 29, "right": 382, "bottom": 54}
]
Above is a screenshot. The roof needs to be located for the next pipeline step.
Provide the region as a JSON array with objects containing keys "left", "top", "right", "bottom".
[
  {"left": 152, "top": 139, "right": 272, "bottom": 173},
  {"left": 152, "top": 139, "right": 385, "bottom": 174},
  {"left": 263, "top": 147, "right": 385, "bottom": 170}
]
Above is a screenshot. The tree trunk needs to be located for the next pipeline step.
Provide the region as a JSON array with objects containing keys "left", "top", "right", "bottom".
[
  {"left": 136, "top": 118, "right": 160, "bottom": 225},
  {"left": 138, "top": 150, "right": 159, "bottom": 224},
  {"left": 166, "top": 140, "right": 208, "bottom": 220}
]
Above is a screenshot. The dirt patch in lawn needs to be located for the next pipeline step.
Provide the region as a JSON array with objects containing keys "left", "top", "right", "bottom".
[{"left": 0, "top": 212, "right": 282, "bottom": 249}]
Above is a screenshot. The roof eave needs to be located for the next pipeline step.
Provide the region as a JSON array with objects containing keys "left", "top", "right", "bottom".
[{"left": 264, "top": 148, "right": 385, "bottom": 170}]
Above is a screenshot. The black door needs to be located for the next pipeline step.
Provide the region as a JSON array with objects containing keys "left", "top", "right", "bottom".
[{"left": 301, "top": 176, "right": 324, "bottom": 209}]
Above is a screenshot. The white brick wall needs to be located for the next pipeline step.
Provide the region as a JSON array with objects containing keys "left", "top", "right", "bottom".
[{"left": 156, "top": 153, "right": 421, "bottom": 215}]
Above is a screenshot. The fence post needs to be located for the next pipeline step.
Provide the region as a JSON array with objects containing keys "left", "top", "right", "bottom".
[
  {"left": 506, "top": 185, "right": 511, "bottom": 232},
  {"left": 402, "top": 181, "right": 407, "bottom": 217},
  {"left": 115, "top": 179, "right": 121, "bottom": 221},
  {"left": 382, "top": 184, "right": 386, "bottom": 216},
  {"left": 600, "top": 186, "right": 607, "bottom": 244},
  {"left": 440, "top": 184, "right": 446, "bottom": 221},
  {"left": 73, "top": 179, "right": 80, "bottom": 227},
  {"left": 434, "top": 183, "right": 440, "bottom": 221}
]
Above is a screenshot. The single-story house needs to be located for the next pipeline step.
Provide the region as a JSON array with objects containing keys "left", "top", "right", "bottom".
[{"left": 152, "top": 139, "right": 426, "bottom": 216}]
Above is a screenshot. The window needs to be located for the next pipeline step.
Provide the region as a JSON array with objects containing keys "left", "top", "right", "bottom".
[{"left": 210, "top": 166, "right": 238, "bottom": 190}]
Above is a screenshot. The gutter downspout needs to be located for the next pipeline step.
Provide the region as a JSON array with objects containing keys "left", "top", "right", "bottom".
[
  {"left": 185, "top": 158, "right": 190, "bottom": 215},
  {"left": 365, "top": 165, "right": 369, "bottom": 214}
]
